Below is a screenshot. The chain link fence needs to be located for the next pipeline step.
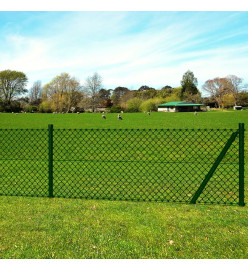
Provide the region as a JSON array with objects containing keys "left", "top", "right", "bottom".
[{"left": 0, "top": 124, "right": 245, "bottom": 205}]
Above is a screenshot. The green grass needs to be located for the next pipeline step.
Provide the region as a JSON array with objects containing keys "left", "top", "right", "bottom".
[
  {"left": 0, "top": 119, "right": 241, "bottom": 204},
  {"left": 0, "top": 197, "right": 247, "bottom": 259},
  {"left": 0, "top": 111, "right": 247, "bottom": 258},
  {"left": 0, "top": 110, "right": 247, "bottom": 129}
]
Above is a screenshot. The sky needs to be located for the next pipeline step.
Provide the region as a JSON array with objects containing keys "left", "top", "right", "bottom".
[{"left": 0, "top": 10, "right": 248, "bottom": 95}]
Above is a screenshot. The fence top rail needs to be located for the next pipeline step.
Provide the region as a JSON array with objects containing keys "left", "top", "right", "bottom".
[{"left": 0, "top": 127, "right": 242, "bottom": 131}]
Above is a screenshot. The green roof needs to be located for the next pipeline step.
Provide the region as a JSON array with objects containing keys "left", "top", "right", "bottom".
[{"left": 157, "top": 101, "right": 203, "bottom": 107}]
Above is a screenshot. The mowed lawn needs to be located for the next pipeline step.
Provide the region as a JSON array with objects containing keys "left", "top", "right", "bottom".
[
  {"left": 0, "top": 111, "right": 247, "bottom": 259},
  {"left": 0, "top": 109, "right": 248, "bottom": 129}
]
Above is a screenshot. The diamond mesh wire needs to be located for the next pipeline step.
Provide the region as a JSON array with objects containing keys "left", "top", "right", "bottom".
[
  {"left": 0, "top": 127, "right": 241, "bottom": 204},
  {"left": 0, "top": 129, "right": 48, "bottom": 197},
  {"left": 52, "top": 128, "right": 240, "bottom": 205}
]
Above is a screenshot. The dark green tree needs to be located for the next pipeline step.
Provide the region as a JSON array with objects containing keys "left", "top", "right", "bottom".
[
  {"left": 161, "top": 85, "right": 172, "bottom": 90},
  {"left": 180, "top": 70, "right": 198, "bottom": 98},
  {"left": 138, "top": 85, "right": 155, "bottom": 91},
  {"left": 160, "top": 86, "right": 173, "bottom": 98},
  {"left": 99, "top": 89, "right": 111, "bottom": 100},
  {"left": 237, "top": 91, "right": 248, "bottom": 106},
  {"left": 98, "top": 89, "right": 112, "bottom": 107},
  {"left": 0, "top": 70, "right": 28, "bottom": 108},
  {"left": 111, "top": 86, "right": 130, "bottom": 105}
]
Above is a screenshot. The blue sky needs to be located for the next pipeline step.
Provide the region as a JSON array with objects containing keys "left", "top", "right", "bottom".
[{"left": 0, "top": 11, "right": 248, "bottom": 94}]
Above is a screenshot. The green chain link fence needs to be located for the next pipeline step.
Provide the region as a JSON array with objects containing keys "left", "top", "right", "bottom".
[{"left": 0, "top": 124, "right": 245, "bottom": 205}]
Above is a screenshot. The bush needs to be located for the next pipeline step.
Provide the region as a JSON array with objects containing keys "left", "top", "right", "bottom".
[
  {"left": 0, "top": 101, "right": 22, "bottom": 112},
  {"left": 140, "top": 99, "right": 157, "bottom": 112},
  {"left": 73, "top": 107, "right": 85, "bottom": 113},
  {"left": 0, "top": 101, "right": 3, "bottom": 112},
  {"left": 222, "top": 94, "right": 235, "bottom": 108},
  {"left": 140, "top": 98, "right": 166, "bottom": 112},
  {"left": 108, "top": 105, "right": 123, "bottom": 113},
  {"left": 126, "top": 98, "right": 142, "bottom": 112},
  {"left": 25, "top": 105, "right": 38, "bottom": 113},
  {"left": 39, "top": 101, "right": 52, "bottom": 113}
]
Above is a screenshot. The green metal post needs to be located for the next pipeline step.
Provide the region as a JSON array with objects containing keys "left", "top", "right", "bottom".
[
  {"left": 48, "top": 124, "right": 54, "bottom": 198},
  {"left": 239, "top": 123, "right": 245, "bottom": 206},
  {"left": 190, "top": 131, "right": 238, "bottom": 204}
]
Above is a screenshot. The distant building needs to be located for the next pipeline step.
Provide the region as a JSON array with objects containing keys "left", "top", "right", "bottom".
[
  {"left": 95, "top": 100, "right": 113, "bottom": 113},
  {"left": 157, "top": 101, "right": 203, "bottom": 112},
  {"left": 233, "top": 106, "right": 242, "bottom": 111}
]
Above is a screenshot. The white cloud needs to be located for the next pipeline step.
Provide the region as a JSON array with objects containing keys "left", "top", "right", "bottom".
[{"left": 0, "top": 11, "right": 247, "bottom": 92}]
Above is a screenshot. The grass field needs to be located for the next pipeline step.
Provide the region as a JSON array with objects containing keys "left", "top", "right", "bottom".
[
  {"left": 0, "top": 111, "right": 247, "bottom": 259},
  {"left": 0, "top": 110, "right": 247, "bottom": 129}
]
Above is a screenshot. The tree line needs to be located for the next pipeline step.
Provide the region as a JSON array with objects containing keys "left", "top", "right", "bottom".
[{"left": 0, "top": 69, "right": 247, "bottom": 113}]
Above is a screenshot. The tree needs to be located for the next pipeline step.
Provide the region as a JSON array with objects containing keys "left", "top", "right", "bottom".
[
  {"left": 140, "top": 98, "right": 165, "bottom": 112},
  {"left": 225, "top": 75, "right": 244, "bottom": 106},
  {"left": 119, "top": 90, "right": 133, "bottom": 108},
  {"left": 42, "top": 73, "right": 82, "bottom": 112},
  {"left": 237, "top": 91, "right": 248, "bottom": 107},
  {"left": 183, "top": 92, "right": 202, "bottom": 104},
  {"left": 181, "top": 70, "right": 198, "bottom": 97},
  {"left": 99, "top": 89, "right": 111, "bottom": 100},
  {"left": 0, "top": 70, "right": 28, "bottom": 109},
  {"left": 160, "top": 87, "right": 173, "bottom": 98},
  {"left": 138, "top": 85, "right": 155, "bottom": 91},
  {"left": 164, "top": 93, "right": 181, "bottom": 103},
  {"left": 166, "top": 87, "right": 182, "bottom": 99},
  {"left": 29, "top": 81, "right": 42, "bottom": 105},
  {"left": 98, "top": 88, "right": 112, "bottom": 107},
  {"left": 39, "top": 100, "right": 52, "bottom": 113},
  {"left": 135, "top": 86, "right": 157, "bottom": 100},
  {"left": 202, "top": 77, "right": 229, "bottom": 108},
  {"left": 134, "top": 89, "right": 157, "bottom": 100},
  {"left": 111, "top": 86, "right": 130, "bottom": 105},
  {"left": 85, "top": 72, "right": 102, "bottom": 112},
  {"left": 222, "top": 94, "right": 235, "bottom": 108},
  {"left": 126, "top": 98, "right": 142, "bottom": 112},
  {"left": 202, "top": 96, "right": 218, "bottom": 108},
  {"left": 78, "top": 95, "right": 92, "bottom": 112},
  {"left": 161, "top": 85, "right": 172, "bottom": 90}
]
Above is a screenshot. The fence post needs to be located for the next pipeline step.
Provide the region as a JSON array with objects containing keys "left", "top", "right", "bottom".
[
  {"left": 48, "top": 124, "right": 54, "bottom": 198},
  {"left": 190, "top": 131, "right": 238, "bottom": 204},
  {"left": 239, "top": 123, "right": 245, "bottom": 206}
]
